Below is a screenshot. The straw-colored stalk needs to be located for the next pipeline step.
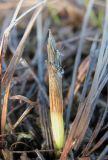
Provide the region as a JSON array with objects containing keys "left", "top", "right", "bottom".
[{"left": 47, "top": 31, "right": 64, "bottom": 150}]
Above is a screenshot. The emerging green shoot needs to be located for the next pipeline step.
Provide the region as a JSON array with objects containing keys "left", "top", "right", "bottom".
[{"left": 47, "top": 30, "right": 64, "bottom": 150}]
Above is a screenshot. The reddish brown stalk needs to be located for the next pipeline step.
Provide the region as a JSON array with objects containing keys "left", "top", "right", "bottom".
[{"left": 1, "top": 83, "right": 10, "bottom": 135}]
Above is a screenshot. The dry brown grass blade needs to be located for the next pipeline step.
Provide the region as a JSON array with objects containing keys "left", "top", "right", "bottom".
[
  {"left": 2, "top": 7, "right": 43, "bottom": 91},
  {"left": 74, "top": 56, "right": 89, "bottom": 95},
  {"left": 1, "top": 83, "right": 10, "bottom": 135},
  {"left": 10, "top": 95, "right": 37, "bottom": 106}
]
